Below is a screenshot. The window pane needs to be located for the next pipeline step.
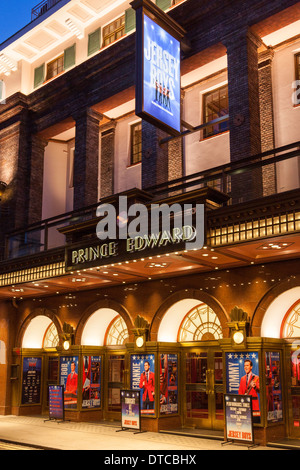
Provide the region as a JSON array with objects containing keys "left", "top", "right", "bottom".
[
  {"left": 131, "top": 122, "right": 142, "bottom": 164},
  {"left": 203, "top": 86, "right": 229, "bottom": 138},
  {"left": 103, "top": 15, "right": 125, "bottom": 47}
]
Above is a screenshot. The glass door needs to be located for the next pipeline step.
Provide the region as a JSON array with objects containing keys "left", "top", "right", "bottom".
[
  {"left": 184, "top": 348, "right": 224, "bottom": 430},
  {"left": 107, "top": 354, "right": 125, "bottom": 413}
]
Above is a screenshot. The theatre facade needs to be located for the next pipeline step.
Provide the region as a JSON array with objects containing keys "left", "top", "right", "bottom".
[{"left": 0, "top": 0, "right": 300, "bottom": 447}]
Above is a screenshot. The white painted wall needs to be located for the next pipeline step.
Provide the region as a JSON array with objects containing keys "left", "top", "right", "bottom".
[
  {"left": 182, "top": 64, "right": 230, "bottom": 176},
  {"left": 272, "top": 40, "right": 300, "bottom": 192},
  {"left": 42, "top": 140, "right": 74, "bottom": 247}
]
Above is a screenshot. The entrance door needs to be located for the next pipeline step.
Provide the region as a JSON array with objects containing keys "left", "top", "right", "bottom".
[{"left": 184, "top": 348, "right": 224, "bottom": 430}]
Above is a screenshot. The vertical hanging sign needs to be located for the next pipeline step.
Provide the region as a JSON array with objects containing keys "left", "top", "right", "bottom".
[{"left": 131, "top": 0, "right": 185, "bottom": 136}]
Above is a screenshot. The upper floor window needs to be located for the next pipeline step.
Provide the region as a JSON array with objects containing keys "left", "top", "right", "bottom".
[
  {"left": 131, "top": 122, "right": 142, "bottom": 165},
  {"left": 296, "top": 53, "right": 300, "bottom": 81},
  {"left": 103, "top": 15, "right": 125, "bottom": 47},
  {"left": 203, "top": 85, "right": 229, "bottom": 139},
  {"left": 34, "top": 44, "right": 76, "bottom": 88},
  {"left": 46, "top": 54, "right": 64, "bottom": 80}
]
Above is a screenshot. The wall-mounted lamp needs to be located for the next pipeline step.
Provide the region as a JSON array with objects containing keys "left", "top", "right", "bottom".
[
  {"left": 132, "top": 315, "right": 150, "bottom": 352},
  {"left": 0, "top": 181, "right": 7, "bottom": 201},
  {"left": 58, "top": 322, "right": 75, "bottom": 351},
  {"left": 228, "top": 306, "right": 250, "bottom": 348}
]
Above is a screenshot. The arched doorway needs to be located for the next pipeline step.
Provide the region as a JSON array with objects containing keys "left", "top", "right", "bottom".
[
  {"left": 157, "top": 296, "right": 225, "bottom": 432},
  {"left": 80, "top": 307, "right": 130, "bottom": 420},
  {"left": 18, "top": 311, "right": 61, "bottom": 413},
  {"left": 280, "top": 297, "right": 300, "bottom": 437}
]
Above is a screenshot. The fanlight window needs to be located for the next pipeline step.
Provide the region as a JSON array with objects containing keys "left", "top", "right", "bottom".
[
  {"left": 281, "top": 300, "right": 300, "bottom": 338},
  {"left": 178, "top": 304, "right": 223, "bottom": 341},
  {"left": 106, "top": 316, "right": 129, "bottom": 346},
  {"left": 43, "top": 322, "right": 59, "bottom": 348}
]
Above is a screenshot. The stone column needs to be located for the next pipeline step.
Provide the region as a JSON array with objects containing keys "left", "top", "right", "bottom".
[
  {"left": 100, "top": 123, "right": 116, "bottom": 199},
  {"left": 258, "top": 47, "right": 277, "bottom": 196},
  {"left": 224, "top": 29, "right": 263, "bottom": 203},
  {"left": 73, "top": 108, "right": 102, "bottom": 210},
  {"left": 141, "top": 121, "right": 183, "bottom": 192},
  {"left": 28, "top": 135, "right": 48, "bottom": 225}
]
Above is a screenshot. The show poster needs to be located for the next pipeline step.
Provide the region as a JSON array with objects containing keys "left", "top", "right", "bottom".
[
  {"left": 131, "top": 354, "right": 155, "bottom": 415},
  {"left": 60, "top": 356, "right": 78, "bottom": 409},
  {"left": 21, "top": 357, "right": 42, "bottom": 405},
  {"left": 49, "top": 385, "right": 64, "bottom": 420},
  {"left": 265, "top": 351, "right": 283, "bottom": 422},
  {"left": 224, "top": 394, "right": 254, "bottom": 444},
  {"left": 121, "top": 390, "right": 141, "bottom": 431},
  {"left": 82, "top": 355, "right": 101, "bottom": 409},
  {"left": 160, "top": 354, "right": 178, "bottom": 415},
  {"left": 225, "top": 352, "right": 261, "bottom": 423},
  {"left": 136, "top": 13, "right": 181, "bottom": 136}
]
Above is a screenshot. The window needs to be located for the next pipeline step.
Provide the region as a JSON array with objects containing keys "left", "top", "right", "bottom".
[
  {"left": 296, "top": 53, "right": 300, "bottom": 81},
  {"left": 203, "top": 85, "right": 229, "bottom": 138},
  {"left": 103, "top": 15, "right": 125, "bottom": 47},
  {"left": 43, "top": 322, "right": 59, "bottom": 348},
  {"left": 178, "top": 304, "right": 223, "bottom": 341},
  {"left": 46, "top": 55, "right": 64, "bottom": 81},
  {"left": 105, "top": 316, "right": 129, "bottom": 346},
  {"left": 130, "top": 122, "right": 142, "bottom": 165},
  {"left": 281, "top": 300, "right": 300, "bottom": 338}
]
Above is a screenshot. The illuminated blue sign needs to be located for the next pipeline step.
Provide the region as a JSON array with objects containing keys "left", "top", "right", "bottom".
[{"left": 136, "top": 13, "right": 181, "bottom": 136}]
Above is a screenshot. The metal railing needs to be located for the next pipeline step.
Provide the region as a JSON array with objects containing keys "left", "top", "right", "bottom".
[
  {"left": 31, "top": 0, "right": 62, "bottom": 20},
  {"left": 3, "top": 140, "right": 300, "bottom": 261}
]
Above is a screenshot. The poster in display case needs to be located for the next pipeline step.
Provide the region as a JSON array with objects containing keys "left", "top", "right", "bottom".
[
  {"left": 60, "top": 356, "right": 78, "bottom": 409},
  {"left": 21, "top": 357, "right": 42, "bottom": 405},
  {"left": 131, "top": 354, "right": 155, "bottom": 415}
]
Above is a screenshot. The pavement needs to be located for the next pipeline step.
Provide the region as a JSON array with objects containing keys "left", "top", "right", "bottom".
[{"left": 0, "top": 414, "right": 292, "bottom": 454}]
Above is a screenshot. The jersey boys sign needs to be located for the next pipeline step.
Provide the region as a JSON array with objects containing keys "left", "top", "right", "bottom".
[{"left": 135, "top": 2, "right": 182, "bottom": 136}]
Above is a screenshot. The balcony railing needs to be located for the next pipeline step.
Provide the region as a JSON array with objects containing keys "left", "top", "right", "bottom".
[
  {"left": 3, "top": 140, "right": 300, "bottom": 261},
  {"left": 31, "top": 0, "right": 62, "bottom": 20}
]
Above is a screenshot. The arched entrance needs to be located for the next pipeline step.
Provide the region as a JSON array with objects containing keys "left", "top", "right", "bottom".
[
  {"left": 157, "top": 295, "right": 226, "bottom": 432},
  {"left": 17, "top": 310, "right": 62, "bottom": 414},
  {"left": 80, "top": 305, "right": 130, "bottom": 420}
]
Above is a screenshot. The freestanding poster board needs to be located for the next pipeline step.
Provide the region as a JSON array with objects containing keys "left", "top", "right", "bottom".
[
  {"left": 223, "top": 394, "right": 255, "bottom": 448},
  {"left": 118, "top": 390, "right": 143, "bottom": 434},
  {"left": 46, "top": 385, "right": 65, "bottom": 423}
]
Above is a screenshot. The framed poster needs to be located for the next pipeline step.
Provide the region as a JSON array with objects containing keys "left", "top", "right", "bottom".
[
  {"left": 265, "top": 351, "right": 283, "bottom": 423},
  {"left": 49, "top": 385, "right": 64, "bottom": 421},
  {"left": 160, "top": 354, "right": 178, "bottom": 415},
  {"left": 225, "top": 352, "right": 261, "bottom": 423},
  {"left": 21, "top": 357, "right": 42, "bottom": 405},
  {"left": 135, "top": 10, "right": 181, "bottom": 136},
  {"left": 131, "top": 354, "right": 155, "bottom": 415},
  {"left": 82, "top": 356, "right": 101, "bottom": 409},
  {"left": 60, "top": 356, "right": 78, "bottom": 409},
  {"left": 224, "top": 394, "right": 254, "bottom": 445},
  {"left": 120, "top": 390, "right": 141, "bottom": 431}
]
